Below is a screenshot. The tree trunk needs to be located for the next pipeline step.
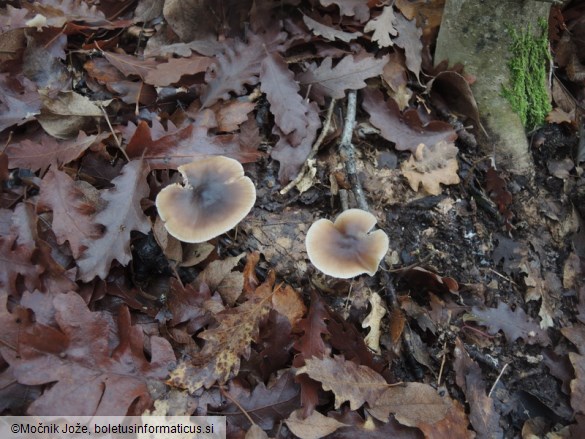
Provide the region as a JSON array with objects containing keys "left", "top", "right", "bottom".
[{"left": 434, "top": 0, "right": 551, "bottom": 175}]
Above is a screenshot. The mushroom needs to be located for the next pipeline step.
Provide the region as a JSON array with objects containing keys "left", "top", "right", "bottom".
[
  {"left": 155, "top": 156, "right": 256, "bottom": 243},
  {"left": 305, "top": 209, "right": 389, "bottom": 278}
]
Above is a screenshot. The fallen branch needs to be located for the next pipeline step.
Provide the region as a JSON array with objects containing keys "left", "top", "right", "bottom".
[
  {"left": 339, "top": 90, "right": 368, "bottom": 211},
  {"left": 280, "top": 98, "right": 336, "bottom": 195}
]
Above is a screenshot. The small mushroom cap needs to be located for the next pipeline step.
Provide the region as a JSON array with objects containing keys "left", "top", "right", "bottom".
[
  {"left": 156, "top": 156, "right": 256, "bottom": 243},
  {"left": 305, "top": 209, "right": 389, "bottom": 278}
]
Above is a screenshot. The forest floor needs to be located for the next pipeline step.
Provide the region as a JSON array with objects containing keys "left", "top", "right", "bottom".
[{"left": 1, "top": 1, "right": 585, "bottom": 438}]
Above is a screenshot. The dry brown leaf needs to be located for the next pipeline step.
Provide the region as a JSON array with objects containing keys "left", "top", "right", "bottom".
[
  {"left": 368, "top": 382, "right": 450, "bottom": 425},
  {"left": 470, "top": 302, "right": 551, "bottom": 345},
  {"left": 303, "top": 15, "right": 362, "bottom": 42},
  {"left": 76, "top": 160, "right": 151, "bottom": 282},
  {"left": 389, "top": 308, "right": 406, "bottom": 345},
  {"left": 144, "top": 54, "right": 213, "bottom": 86},
  {"left": 245, "top": 425, "right": 269, "bottom": 439},
  {"left": 364, "top": 6, "right": 398, "bottom": 48},
  {"left": 453, "top": 338, "right": 503, "bottom": 438},
  {"left": 393, "top": 12, "right": 423, "bottom": 79},
  {"left": 196, "top": 253, "right": 245, "bottom": 306},
  {"left": 285, "top": 408, "right": 348, "bottom": 439},
  {"left": 38, "top": 168, "right": 100, "bottom": 259},
  {"left": 319, "top": 0, "right": 370, "bottom": 22},
  {"left": 417, "top": 398, "right": 475, "bottom": 439},
  {"left": 362, "top": 88, "right": 457, "bottom": 153},
  {"left": 216, "top": 100, "right": 256, "bottom": 132},
  {"left": 563, "top": 252, "right": 582, "bottom": 290},
  {"left": 401, "top": 141, "right": 460, "bottom": 195},
  {"left": 168, "top": 279, "right": 274, "bottom": 393},
  {"left": 298, "top": 54, "right": 389, "bottom": 104},
  {"left": 362, "top": 292, "right": 386, "bottom": 354},
  {"left": 272, "top": 284, "right": 307, "bottom": 327},
  {"left": 37, "top": 90, "right": 104, "bottom": 139},
  {"left": 180, "top": 242, "right": 214, "bottom": 267},
  {"left": 296, "top": 355, "right": 388, "bottom": 410},
  {"left": 6, "top": 131, "right": 107, "bottom": 175}
]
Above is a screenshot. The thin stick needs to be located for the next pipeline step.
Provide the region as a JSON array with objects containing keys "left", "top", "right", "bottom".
[
  {"left": 488, "top": 362, "right": 509, "bottom": 397},
  {"left": 339, "top": 188, "right": 349, "bottom": 211},
  {"left": 339, "top": 90, "right": 368, "bottom": 211},
  {"left": 280, "top": 98, "right": 336, "bottom": 195},
  {"left": 220, "top": 385, "right": 256, "bottom": 426},
  {"left": 99, "top": 105, "right": 130, "bottom": 162},
  {"left": 437, "top": 342, "right": 447, "bottom": 386}
]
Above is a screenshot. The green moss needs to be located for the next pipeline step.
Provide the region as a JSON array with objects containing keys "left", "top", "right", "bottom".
[{"left": 501, "top": 18, "right": 551, "bottom": 130}]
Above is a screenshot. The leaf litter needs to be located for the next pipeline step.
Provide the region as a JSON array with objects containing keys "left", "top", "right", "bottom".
[{"left": 0, "top": 0, "right": 584, "bottom": 438}]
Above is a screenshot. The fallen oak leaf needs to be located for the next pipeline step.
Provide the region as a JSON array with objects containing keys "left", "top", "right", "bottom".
[
  {"left": 125, "top": 116, "right": 261, "bottom": 169},
  {"left": 103, "top": 51, "right": 158, "bottom": 79},
  {"left": 0, "top": 234, "right": 42, "bottom": 297},
  {"left": 453, "top": 338, "right": 503, "bottom": 437},
  {"left": 285, "top": 408, "right": 348, "bottom": 439},
  {"left": 368, "top": 382, "right": 450, "bottom": 426},
  {"left": 364, "top": 6, "right": 398, "bottom": 48},
  {"left": 319, "top": 0, "right": 370, "bottom": 23},
  {"left": 37, "top": 168, "right": 100, "bottom": 259},
  {"left": 362, "top": 88, "right": 457, "bottom": 153},
  {"left": 144, "top": 54, "right": 213, "bottom": 87},
  {"left": 167, "top": 277, "right": 274, "bottom": 393},
  {"left": 292, "top": 290, "right": 331, "bottom": 416},
  {"left": 401, "top": 141, "right": 461, "bottom": 195},
  {"left": 76, "top": 159, "right": 151, "bottom": 282},
  {"left": 217, "top": 370, "right": 300, "bottom": 430},
  {"left": 469, "top": 302, "right": 551, "bottom": 345},
  {"left": 6, "top": 131, "right": 108, "bottom": 174},
  {"left": 202, "top": 31, "right": 287, "bottom": 108},
  {"left": 296, "top": 355, "right": 388, "bottom": 410},
  {"left": 260, "top": 52, "right": 312, "bottom": 140},
  {"left": 0, "top": 291, "right": 175, "bottom": 416},
  {"left": 393, "top": 12, "right": 423, "bottom": 79},
  {"left": 362, "top": 292, "right": 386, "bottom": 355},
  {"left": 303, "top": 15, "right": 362, "bottom": 43},
  {"left": 298, "top": 54, "right": 389, "bottom": 104}
]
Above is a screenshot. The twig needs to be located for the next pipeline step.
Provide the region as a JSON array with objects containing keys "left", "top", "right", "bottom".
[
  {"left": 488, "top": 362, "right": 509, "bottom": 397},
  {"left": 339, "top": 90, "right": 368, "bottom": 211},
  {"left": 339, "top": 188, "right": 349, "bottom": 211},
  {"left": 99, "top": 104, "right": 130, "bottom": 162},
  {"left": 437, "top": 342, "right": 447, "bottom": 386},
  {"left": 280, "top": 98, "right": 336, "bottom": 195},
  {"left": 219, "top": 385, "right": 256, "bottom": 426}
]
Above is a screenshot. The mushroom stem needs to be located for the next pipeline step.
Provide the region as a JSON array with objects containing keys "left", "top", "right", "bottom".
[{"left": 339, "top": 90, "right": 368, "bottom": 211}]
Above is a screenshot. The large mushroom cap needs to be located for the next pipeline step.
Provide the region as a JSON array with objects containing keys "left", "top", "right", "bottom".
[
  {"left": 156, "top": 156, "right": 256, "bottom": 243},
  {"left": 305, "top": 209, "right": 389, "bottom": 278}
]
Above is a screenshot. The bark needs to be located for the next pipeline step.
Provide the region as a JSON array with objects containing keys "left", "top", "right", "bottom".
[{"left": 434, "top": 0, "right": 551, "bottom": 175}]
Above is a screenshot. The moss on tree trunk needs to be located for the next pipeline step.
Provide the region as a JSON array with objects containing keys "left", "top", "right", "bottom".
[{"left": 434, "top": 0, "right": 551, "bottom": 175}]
